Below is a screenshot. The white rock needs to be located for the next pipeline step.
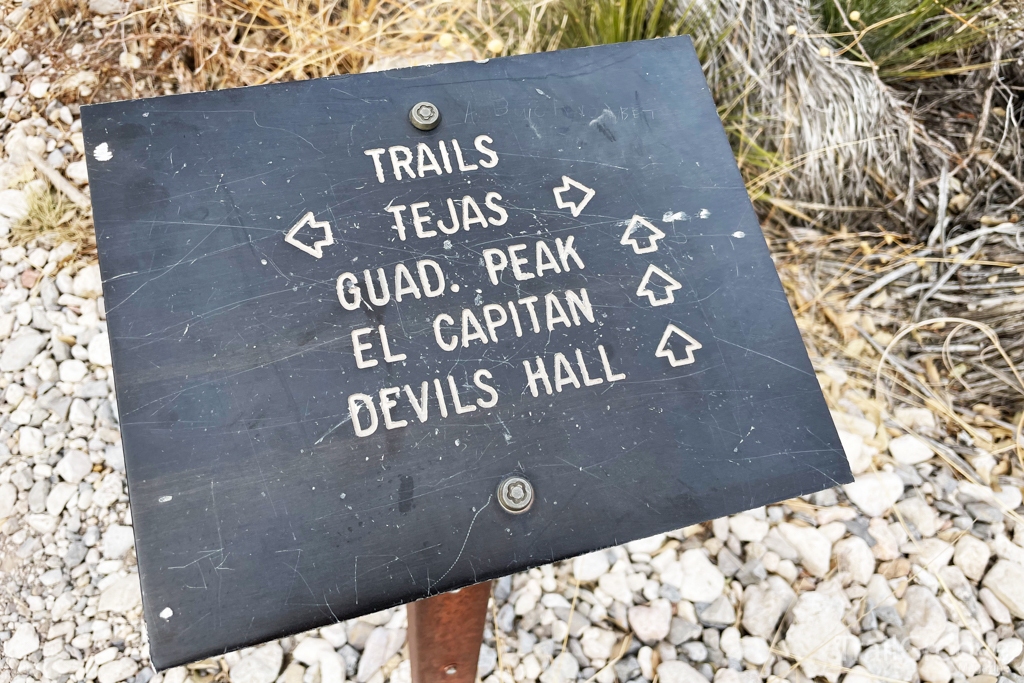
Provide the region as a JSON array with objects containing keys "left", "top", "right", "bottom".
[
  {"left": 0, "top": 330, "right": 47, "bottom": 371},
  {"left": 837, "top": 429, "right": 871, "bottom": 474},
  {"left": 740, "top": 636, "right": 770, "bottom": 665},
  {"left": 0, "top": 482, "right": 17, "bottom": 518},
  {"left": 0, "top": 189, "right": 28, "bottom": 220},
  {"left": 656, "top": 661, "right": 710, "bottom": 683},
  {"left": 573, "top": 551, "right": 610, "bottom": 582},
  {"left": 356, "top": 627, "right": 405, "bottom": 682},
  {"left": 741, "top": 576, "right": 795, "bottom": 638},
  {"left": 673, "top": 550, "right": 724, "bottom": 603},
  {"left": 580, "top": 627, "right": 618, "bottom": 660},
  {"left": 4, "top": 623, "right": 39, "bottom": 659},
  {"left": 539, "top": 653, "right": 579, "bottom": 683},
  {"left": 28, "top": 78, "right": 50, "bottom": 99},
  {"left": 778, "top": 523, "right": 832, "bottom": 577},
  {"left": 895, "top": 496, "right": 938, "bottom": 537},
  {"left": 918, "top": 654, "right": 951, "bottom": 683},
  {"left": 319, "top": 623, "right": 347, "bottom": 648},
  {"left": 73, "top": 264, "right": 104, "bottom": 298},
  {"left": 230, "top": 642, "right": 283, "bottom": 683},
  {"left": 843, "top": 472, "right": 903, "bottom": 517},
  {"left": 889, "top": 434, "right": 934, "bottom": 464},
  {"left": 59, "top": 358, "right": 89, "bottom": 382},
  {"left": 908, "top": 538, "right": 953, "bottom": 568},
  {"left": 26, "top": 513, "right": 58, "bottom": 534},
  {"left": 70, "top": 397, "right": 95, "bottom": 425},
  {"left": 729, "top": 514, "right": 769, "bottom": 542},
  {"left": 833, "top": 536, "right": 874, "bottom": 585},
  {"left": 89, "top": 0, "right": 126, "bottom": 15},
  {"left": 98, "top": 658, "right": 138, "bottom": 683},
  {"left": 903, "top": 586, "right": 947, "bottom": 649},
  {"left": 56, "top": 449, "right": 93, "bottom": 483},
  {"left": 979, "top": 587, "right": 1012, "bottom": 624},
  {"left": 858, "top": 638, "right": 917, "bottom": 682},
  {"left": 831, "top": 410, "right": 875, "bottom": 439},
  {"left": 103, "top": 524, "right": 135, "bottom": 559},
  {"left": 19, "top": 426, "right": 45, "bottom": 456},
  {"left": 98, "top": 575, "right": 142, "bottom": 612},
  {"left": 89, "top": 332, "right": 112, "bottom": 365},
  {"left": 291, "top": 638, "right": 344, "bottom": 683},
  {"left": 46, "top": 481, "right": 77, "bottom": 516},
  {"left": 627, "top": 598, "right": 672, "bottom": 644},
  {"left": 982, "top": 560, "right": 1024, "bottom": 618},
  {"left": 626, "top": 533, "right": 666, "bottom": 554},
  {"left": 895, "top": 407, "right": 936, "bottom": 431},
  {"left": 598, "top": 572, "right": 633, "bottom": 604},
  {"left": 783, "top": 589, "right": 858, "bottom": 683},
  {"left": 996, "top": 639, "right": 1024, "bottom": 666},
  {"left": 66, "top": 160, "right": 89, "bottom": 185}
]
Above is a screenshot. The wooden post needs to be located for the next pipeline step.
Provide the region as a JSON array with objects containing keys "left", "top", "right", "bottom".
[{"left": 407, "top": 581, "right": 493, "bottom": 683}]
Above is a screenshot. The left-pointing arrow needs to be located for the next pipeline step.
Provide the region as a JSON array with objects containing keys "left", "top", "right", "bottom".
[{"left": 284, "top": 212, "right": 334, "bottom": 259}]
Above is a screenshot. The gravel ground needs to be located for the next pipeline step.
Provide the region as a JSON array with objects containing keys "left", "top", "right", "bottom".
[{"left": 4, "top": 21, "right": 1024, "bottom": 683}]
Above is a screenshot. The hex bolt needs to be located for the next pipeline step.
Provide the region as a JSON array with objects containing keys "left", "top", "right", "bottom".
[
  {"left": 409, "top": 102, "right": 441, "bottom": 131},
  {"left": 497, "top": 476, "right": 533, "bottom": 514}
]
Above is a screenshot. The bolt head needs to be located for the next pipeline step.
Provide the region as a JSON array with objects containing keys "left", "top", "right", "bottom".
[
  {"left": 410, "top": 101, "right": 440, "bottom": 130},
  {"left": 497, "top": 476, "right": 533, "bottom": 513}
]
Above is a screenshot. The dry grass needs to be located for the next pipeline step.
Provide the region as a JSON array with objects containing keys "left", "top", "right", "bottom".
[{"left": 11, "top": 187, "right": 96, "bottom": 259}]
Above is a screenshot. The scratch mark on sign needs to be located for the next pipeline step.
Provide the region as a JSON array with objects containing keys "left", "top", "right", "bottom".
[
  {"left": 713, "top": 337, "right": 814, "bottom": 377},
  {"left": 429, "top": 495, "right": 492, "bottom": 594},
  {"left": 315, "top": 415, "right": 353, "bottom": 445}
]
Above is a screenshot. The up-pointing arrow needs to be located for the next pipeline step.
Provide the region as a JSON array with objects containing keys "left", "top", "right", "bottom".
[
  {"left": 636, "top": 264, "right": 682, "bottom": 307},
  {"left": 655, "top": 324, "right": 702, "bottom": 367},
  {"left": 620, "top": 215, "right": 665, "bottom": 254}
]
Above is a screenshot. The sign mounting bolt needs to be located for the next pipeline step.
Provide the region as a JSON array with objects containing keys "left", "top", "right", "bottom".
[
  {"left": 410, "top": 102, "right": 441, "bottom": 131},
  {"left": 497, "top": 476, "right": 533, "bottom": 514}
]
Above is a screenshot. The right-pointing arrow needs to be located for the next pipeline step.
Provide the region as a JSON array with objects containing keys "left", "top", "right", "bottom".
[{"left": 656, "top": 324, "right": 702, "bottom": 367}]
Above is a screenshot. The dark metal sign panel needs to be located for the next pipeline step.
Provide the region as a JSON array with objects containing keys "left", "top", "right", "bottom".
[{"left": 81, "top": 37, "right": 851, "bottom": 669}]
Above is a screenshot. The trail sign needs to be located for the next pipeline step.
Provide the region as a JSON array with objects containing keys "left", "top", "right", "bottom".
[{"left": 82, "top": 36, "right": 852, "bottom": 669}]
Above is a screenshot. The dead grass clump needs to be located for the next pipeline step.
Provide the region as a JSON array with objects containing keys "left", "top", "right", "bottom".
[
  {"left": 15, "top": 0, "right": 497, "bottom": 103},
  {"left": 12, "top": 188, "right": 96, "bottom": 259}
]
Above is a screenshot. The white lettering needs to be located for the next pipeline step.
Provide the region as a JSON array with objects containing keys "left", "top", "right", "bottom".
[
  {"left": 447, "top": 375, "right": 477, "bottom": 414},
  {"left": 485, "top": 192, "right": 508, "bottom": 226},
  {"left": 393, "top": 264, "right": 422, "bottom": 302},
  {"left": 434, "top": 314, "right": 458, "bottom": 352},
  {"left": 337, "top": 272, "right": 360, "bottom": 311},
  {"left": 523, "top": 357, "right": 552, "bottom": 397},
  {"left": 474, "top": 369, "right": 499, "bottom": 408},
  {"left": 386, "top": 204, "right": 408, "bottom": 241},
  {"left": 553, "top": 352, "right": 581, "bottom": 392},
  {"left": 416, "top": 143, "right": 442, "bottom": 177},
  {"left": 410, "top": 201, "right": 436, "bottom": 239},
  {"left": 388, "top": 146, "right": 415, "bottom": 180},
  {"left": 349, "top": 393, "right": 378, "bottom": 437},
  {"left": 482, "top": 304, "right": 507, "bottom": 342},
  {"left": 351, "top": 327, "right": 377, "bottom": 369},
  {"left": 378, "top": 325, "right": 407, "bottom": 363},
  {"left": 364, "top": 148, "right": 386, "bottom": 184},
  {"left": 599, "top": 344, "right": 626, "bottom": 382},
  {"left": 475, "top": 135, "right": 499, "bottom": 168},
  {"left": 483, "top": 248, "right": 508, "bottom": 285},
  {"left": 379, "top": 387, "right": 407, "bottom": 429}
]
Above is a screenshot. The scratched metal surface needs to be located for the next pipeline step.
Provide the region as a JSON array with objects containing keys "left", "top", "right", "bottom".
[{"left": 81, "top": 37, "right": 851, "bottom": 669}]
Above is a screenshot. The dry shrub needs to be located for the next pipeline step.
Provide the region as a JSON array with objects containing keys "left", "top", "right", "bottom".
[{"left": 18, "top": 0, "right": 499, "bottom": 103}]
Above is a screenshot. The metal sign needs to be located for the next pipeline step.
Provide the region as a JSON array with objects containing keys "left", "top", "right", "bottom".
[{"left": 81, "top": 37, "right": 851, "bottom": 669}]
